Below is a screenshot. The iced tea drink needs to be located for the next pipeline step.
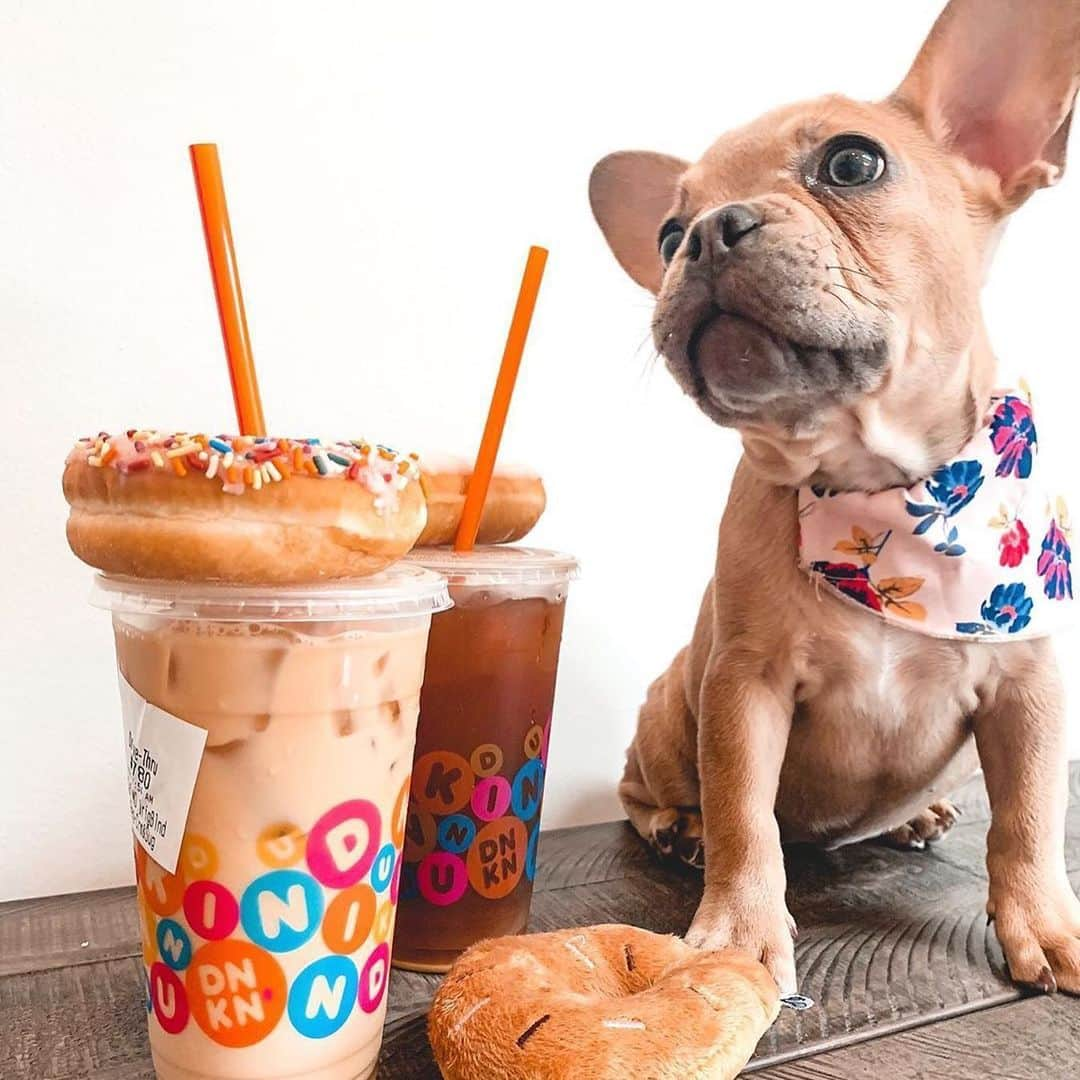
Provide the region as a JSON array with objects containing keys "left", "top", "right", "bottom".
[
  {"left": 392, "top": 548, "right": 577, "bottom": 972},
  {"left": 94, "top": 568, "right": 449, "bottom": 1080}
]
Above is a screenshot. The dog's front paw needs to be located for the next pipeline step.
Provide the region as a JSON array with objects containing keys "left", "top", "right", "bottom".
[
  {"left": 685, "top": 884, "right": 797, "bottom": 995},
  {"left": 990, "top": 883, "right": 1080, "bottom": 994}
]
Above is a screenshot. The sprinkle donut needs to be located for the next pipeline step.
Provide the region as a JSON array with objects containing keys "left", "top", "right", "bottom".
[
  {"left": 428, "top": 925, "right": 780, "bottom": 1080},
  {"left": 417, "top": 455, "right": 546, "bottom": 546},
  {"left": 64, "top": 430, "right": 426, "bottom": 583}
]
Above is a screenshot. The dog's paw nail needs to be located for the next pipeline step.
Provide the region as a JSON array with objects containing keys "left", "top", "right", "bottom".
[
  {"left": 1036, "top": 966, "right": 1058, "bottom": 994},
  {"left": 676, "top": 837, "right": 705, "bottom": 870},
  {"left": 653, "top": 829, "right": 675, "bottom": 853}
]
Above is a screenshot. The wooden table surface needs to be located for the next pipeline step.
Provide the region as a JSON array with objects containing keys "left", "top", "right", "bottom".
[{"left": 3, "top": 766, "right": 1079, "bottom": 1078}]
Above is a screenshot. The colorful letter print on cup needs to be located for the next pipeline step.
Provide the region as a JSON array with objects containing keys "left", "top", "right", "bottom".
[
  {"left": 394, "top": 546, "right": 578, "bottom": 973},
  {"left": 138, "top": 789, "right": 404, "bottom": 1073}
]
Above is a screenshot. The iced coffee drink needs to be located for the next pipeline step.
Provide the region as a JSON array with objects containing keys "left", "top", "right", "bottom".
[
  {"left": 95, "top": 570, "right": 449, "bottom": 1080},
  {"left": 392, "top": 548, "right": 577, "bottom": 973}
]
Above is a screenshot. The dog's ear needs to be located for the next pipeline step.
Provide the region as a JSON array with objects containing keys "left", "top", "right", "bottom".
[
  {"left": 589, "top": 151, "right": 688, "bottom": 294},
  {"left": 892, "top": 0, "right": 1080, "bottom": 208}
]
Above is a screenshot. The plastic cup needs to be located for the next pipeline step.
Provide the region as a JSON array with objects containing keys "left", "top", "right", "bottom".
[
  {"left": 92, "top": 567, "right": 450, "bottom": 1080},
  {"left": 391, "top": 547, "right": 578, "bottom": 973}
]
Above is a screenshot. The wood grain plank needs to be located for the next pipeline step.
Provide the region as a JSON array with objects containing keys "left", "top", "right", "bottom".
[
  {"left": 3, "top": 766, "right": 1079, "bottom": 1079},
  {"left": 752, "top": 993, "right": 1080, "bottom": 1079},
  {"left": 532, "top": 820, "right": 653, "bottom": 891},
  {"left": 0, "top": 887, "right": 140, "bottom": 977},
  {"left": 0, "top": 958, "right": 152, "bottom": 1079}
]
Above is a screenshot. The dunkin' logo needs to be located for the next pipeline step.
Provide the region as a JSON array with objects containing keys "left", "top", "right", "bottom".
[
  {"left": 403, "top": 723, "right": 549, "bottom": 906},
  {"left": 466, "top": 817, "right": 527, "bottom": 899},
  {"left": 185, "top": 940, "right": 287, "bottom": 1047},
  {"left": 136, "top": 777, "right": 409, "bottom": 1048}
]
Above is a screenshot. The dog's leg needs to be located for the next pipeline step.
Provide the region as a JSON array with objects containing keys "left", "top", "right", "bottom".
[
  {"left": 973, "top": 644, "right": 1080, "bottom": 993},
  {"left": 685, "top": 666, "right": 797, "bottom": 994},
  {"left": 620, "top": 645, "right": 705, "bottom": 869},
  {"left": 621, "top": 746, "right": 705, "bottom": 870}
]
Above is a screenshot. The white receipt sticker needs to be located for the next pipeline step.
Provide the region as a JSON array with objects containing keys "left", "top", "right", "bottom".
[{"left": 119, "top": 676, "right": 207, "bottom": 874}]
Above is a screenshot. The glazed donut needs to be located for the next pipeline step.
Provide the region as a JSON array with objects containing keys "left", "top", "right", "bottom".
[
  {"left": 63, "top": 430, "right": 427, "bottom": 583},
  {"left": 418, "top": 455, "right": 546, "bottom": 546},
  {"left": 428, "top": 924, "right": 780, "bottom": 1080}
]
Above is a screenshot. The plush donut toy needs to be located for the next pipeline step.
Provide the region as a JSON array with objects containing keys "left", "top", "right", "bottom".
[
  {"left": 428, "top": 925, "right": 780, "bottom": 1080},
  {"left": 64, "top": 430, "right": 427, "bottom": 583}
]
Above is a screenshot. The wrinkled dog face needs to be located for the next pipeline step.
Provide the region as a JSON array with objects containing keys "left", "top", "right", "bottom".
[
  {"left": 590, "top": 0, "right": 1077, "bottom": 485},
  {"left": 651, "top": 98, "right": 983, "bottom": 430},
  {"left": 652, "top": 100, "right": 941, "bottom": 429}
]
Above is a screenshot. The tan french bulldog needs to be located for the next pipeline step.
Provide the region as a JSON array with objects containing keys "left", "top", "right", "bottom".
[{"left": 590, "top": 0, "right": 1080, "bottom": 996}]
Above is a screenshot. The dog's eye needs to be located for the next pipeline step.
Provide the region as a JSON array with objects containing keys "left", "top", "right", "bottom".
[
  {"left": 658, "top": 220, "right": 685, "bottom": 264},
  {"left": 821, "top": 138, "right": 886, "bottom": 187}
]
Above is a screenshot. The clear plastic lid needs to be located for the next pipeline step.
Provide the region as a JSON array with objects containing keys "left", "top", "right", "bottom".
[
  {"left": 406, "top": 546, "right": 580, "bottom": 588},
  {"left": 91, "top": 564, "right": 452, "bottom": 622}
]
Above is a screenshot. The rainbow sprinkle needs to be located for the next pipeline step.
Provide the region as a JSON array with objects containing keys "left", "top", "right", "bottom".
[{"left": 70, "top": 430, "right": 422, "bottom": 510}]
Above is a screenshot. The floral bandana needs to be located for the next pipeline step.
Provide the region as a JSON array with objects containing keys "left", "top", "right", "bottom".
[{"left": 798, "top": 390, "right": 1074, "bottom": 641}]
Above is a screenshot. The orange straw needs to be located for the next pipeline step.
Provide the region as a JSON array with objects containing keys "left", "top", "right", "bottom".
[
  {"left": 189, "top": 144, "right": 267, "bottom": 436},
  {"left": 454, "top": 245, "right": 549, "bottom": 552}
]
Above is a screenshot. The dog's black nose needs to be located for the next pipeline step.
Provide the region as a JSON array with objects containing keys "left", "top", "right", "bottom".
[
  {"left": 686, "top": 203, "right": 762, "bottom": 261},
  {"left": 717, "top": 203, "right": 761, "bottom": 248}
]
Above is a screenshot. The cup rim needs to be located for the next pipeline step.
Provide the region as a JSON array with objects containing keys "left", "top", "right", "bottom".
[
  {"left": 406, "top": 546, "right": 580, "bottom": 587},
  {"left": 91, "top": 565, "right": 452, "bottom": 622}
]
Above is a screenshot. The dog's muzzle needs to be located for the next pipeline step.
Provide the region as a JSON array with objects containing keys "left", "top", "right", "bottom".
[{"left": 687, "top": 308, "right": 790, "bottom": 406}]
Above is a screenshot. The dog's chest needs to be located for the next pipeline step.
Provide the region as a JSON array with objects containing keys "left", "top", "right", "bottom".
[
  {"left": 793, "top": 602, "right": 988, "bottom": 743},
  {"left": 777, "top": 606, "right": 994, "bottom": 839}
]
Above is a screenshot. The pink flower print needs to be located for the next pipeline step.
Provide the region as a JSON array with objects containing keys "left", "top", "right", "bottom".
[{"left": 998, "top": 519, "right": 1030, "bottom": 568}]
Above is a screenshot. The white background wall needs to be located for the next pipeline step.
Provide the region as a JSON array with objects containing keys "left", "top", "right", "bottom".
[{"left": 2, "top": 0, "right": 1078, "bottom": 901}]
